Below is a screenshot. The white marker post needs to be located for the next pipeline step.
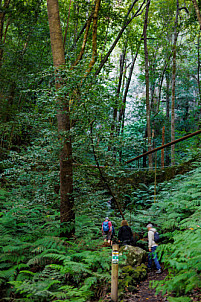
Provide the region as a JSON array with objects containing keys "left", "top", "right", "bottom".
[{"left": 111, "top": 244, "right": 119, "bottom": 302}]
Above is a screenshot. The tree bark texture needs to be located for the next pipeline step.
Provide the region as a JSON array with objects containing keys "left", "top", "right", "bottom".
[
  {"left": 0, "top": 0, "right": 10, "bottom": 67},
  {"left": 198, "top": 31, "right": 201, "bottom": 105},
  {"left": 143, "top": 0, "right": 152, "bottom": 169},
  {"left": 72, "top": 0, "right": 101, "bottom": 75},
  {"left": 117, "top": 48, "right": 127, "bottom": 135},
  {"left": 191, "top": 0, "right": 201, "bottom": 28},
  {"left": 47, "top": 0, "right": 74, "bottom": 238},
  {"left": 165, "top": 71, "right": 170, "bottom": 166},
  {"left": 161, "top": 126, "right": 165, "bottom": 169},
  {"left": 171, "top": 0, "right": 179, "bottom": 166}
]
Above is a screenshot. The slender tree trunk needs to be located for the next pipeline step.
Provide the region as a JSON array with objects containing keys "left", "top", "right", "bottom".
[
  {"left": 122, "top": 36, "right": 143, "bottom": 111},
  {"left": 118, "top": 47, "right": 128, "bottom": 163},
  {"left": 143, "top": 128, "right": 147, "bottom": 168},
  {"left": 157, "top": 54, "right": 171, "bottom": 113},
  {"left": 95, "top": 0, "right": 148, "bottom": 75},
  {"left": 108, "top": 52, "right": 125, "bottom": 152},
  {"left": 118, "top": 38, "right": 142, "bottom": 162},
  {"left": 72, "top": 13, "right": 93, "bottom": 67},
  {"left": 63, "top": 0, "right": 72, "bottom": 47},
  {"left": 149, "top": 52, "right": 157, "bottom": 112},
  {"left": 0, "top": 0, "right": 10, "bottom": 67},
  {"left": 165, "top": 71, "right": 171, "bottom": 166},
  {"left": 85, "top": 0, "right": 101, "bottom": 74},
  {"left": 143, "top": 0, "right": 152, "bottom": 169},
  {"left": 191, "top": 0, "right": 201, "bottom": 28},
  {"left": 117, "top": 46, "right": 127, "bottom": 134},
  {"left": 166, "top": 71, "right": 170, "bottom": 120},
  {"left": 198, "top": 31, "right": 201, "bottom": 105},
  {"left": 47, "top": 0, "right": 74, "bottom": 238},
  {"left": 171, "top": 0, "right": 179, "bottom": 166},
  {"left": 73, "top": 3, "right": 79, "bottom": 50}
]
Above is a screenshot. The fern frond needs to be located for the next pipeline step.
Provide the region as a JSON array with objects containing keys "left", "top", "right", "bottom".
[{"left": 168, "top": 297, "right": 191, "bottom": 302}]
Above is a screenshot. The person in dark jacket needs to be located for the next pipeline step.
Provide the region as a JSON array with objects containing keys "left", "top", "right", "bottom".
[{"left": 118, "top": 220, "right": 134, "bottom": 246}]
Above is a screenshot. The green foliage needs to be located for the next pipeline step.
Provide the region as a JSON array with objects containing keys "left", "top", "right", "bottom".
[
  {"left": 146, "top": 165, "right": 201, "bottom": 299},
  {"left": 1, "top": 0, "right": 201, "bottom": 301},
  {"left": 167, "top": 297, "right": 191, "bottom": 302},
  {"left": 0, "top": 192, "right": 112, "bottom": 301}
]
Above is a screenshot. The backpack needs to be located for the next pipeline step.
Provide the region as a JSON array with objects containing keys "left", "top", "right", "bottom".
[
  {"left": 103, "top": 221, "right": 109, "bottom": 232},
  {"left": 153, "top": 231, "right": 160, "bottom": 243}
]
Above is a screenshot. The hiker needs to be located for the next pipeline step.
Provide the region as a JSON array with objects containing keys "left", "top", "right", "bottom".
[
  {"left": 102, "top": 217, "right": 112, "bottom": 244},
  {"left": 146, "top": 223, "right": 162, "bottom": 274},
  {"left": 118, "top": 220, "right": 134, "bottom": 246}
]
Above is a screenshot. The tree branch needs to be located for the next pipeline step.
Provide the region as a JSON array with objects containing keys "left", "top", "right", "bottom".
[
  {"left": 63, "top": 0, "right": 72, "bottom": 47},
  {"left": 95, "top": 0, "right": 149, "bottom": 75},
  {"left": 71, "top": 13, "right": 93, "bottom": 67},
  {"left": 84, "top": 0, "right": 101, "bottom": 75}
]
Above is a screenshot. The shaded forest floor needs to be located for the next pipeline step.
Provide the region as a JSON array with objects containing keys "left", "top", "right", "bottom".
[
  {"left": 101, "top": 268, "right": 169, "bottom": 302},
  {"left": 123, "top": 268, "right": 168, "bottom": 302},
  {"left": 123, "top": 267, "right": 201, "bottom": 302},
  {"left": 102, "top": 267, "right": 201, "bottom": 302}
]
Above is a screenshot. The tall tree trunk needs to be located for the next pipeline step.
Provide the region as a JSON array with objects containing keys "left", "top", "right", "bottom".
[
  {"left": 198, "top": 31, "right": 201, "bottom": 105},
  {"left": 171, "top": 0, "right": 179, "bottom": 166},
  {"left": 63, "top": 0, "right": 72, "bottom": 47},
  {"left": 85, "top": 0, "right": 101, "bottom": 75},
  {"left": 165, "top": 71, "right": 171, "bottom": 166},
  {"left": 143, "top": 0, "right": 152, "bottom": 169},
  {"left": 122, "top": 36, "right": 143, "bottom": 112},
  {"left": 118, "top": 37, "right": 142, "bottom": 163},
  {"left": 0, "top": 0, "right": 10, "bottom": 67},
  {"left": 108, "top": 52, "right": 125, "bottom": 152},
  {"left": 191, "top": 0, "right": 201, "bottom": 28},
  {"left": 143, "top": 127, "right": 147, "bottom": 168},
  {"left": 157, "top": 55, "right": 171, "bottom": 113},
  {"left": 117, "top": 46, "right": 127, "bottom": 135},
  {"left": 149, "top": 52, "right": 157, "bottom": 113},
  {"left": 47, "top": 0, "right": 74, "bottom": 238},
  {"left": 166, "top": 71, "right": 170, "bottom": 120}
]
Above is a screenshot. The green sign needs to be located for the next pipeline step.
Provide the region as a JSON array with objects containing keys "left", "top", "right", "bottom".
[{"left": 112, "top": 251, "right": 119, "bottom": 264}]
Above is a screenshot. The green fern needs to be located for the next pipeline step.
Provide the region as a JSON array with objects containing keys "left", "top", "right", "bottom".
[
  {"left": 148, "top": 166, "right": 201, "bottom": 299},
  {"left": 167, "top": 297, "right": 191, "bottom": 302}
]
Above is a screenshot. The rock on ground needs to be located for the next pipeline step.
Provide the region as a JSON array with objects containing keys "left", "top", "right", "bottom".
[{"left": 119, "top": 245, "right": 147, "bottom": 267}]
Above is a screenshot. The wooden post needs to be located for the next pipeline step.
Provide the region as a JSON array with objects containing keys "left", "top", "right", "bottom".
[
  {"left": 161, "top": 126, "right": 165, "bottom": 169},
  {"left": 111, "top": 244, "right": 119, "bottom": 302}
]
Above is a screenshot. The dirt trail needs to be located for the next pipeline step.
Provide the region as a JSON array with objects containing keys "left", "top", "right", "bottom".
[
  {"left": 101, "top": 268, "right": 168, "bottom": 302},
  {"left": 122, "top": 269, "right": 168, "bottom": 302}
]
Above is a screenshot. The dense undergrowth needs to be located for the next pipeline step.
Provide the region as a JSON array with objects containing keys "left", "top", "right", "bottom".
[
  {"left": 0, "top": 189, "right": 112, "bottom": 301},
  {"left": 1, "top": 158, "right": 201, "bottom": 301},
  {"left": 144, "top": 163, "right": 201, "bottom": 302}
]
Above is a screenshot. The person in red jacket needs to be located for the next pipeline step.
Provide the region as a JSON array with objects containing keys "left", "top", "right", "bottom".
[{"left": 102, "top": 217, "right": 112, "bottom": 244}]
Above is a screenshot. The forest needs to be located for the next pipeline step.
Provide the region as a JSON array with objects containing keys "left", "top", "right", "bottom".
[{"left": 0, "top": 0, "right": 201, "bottom": 301}]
